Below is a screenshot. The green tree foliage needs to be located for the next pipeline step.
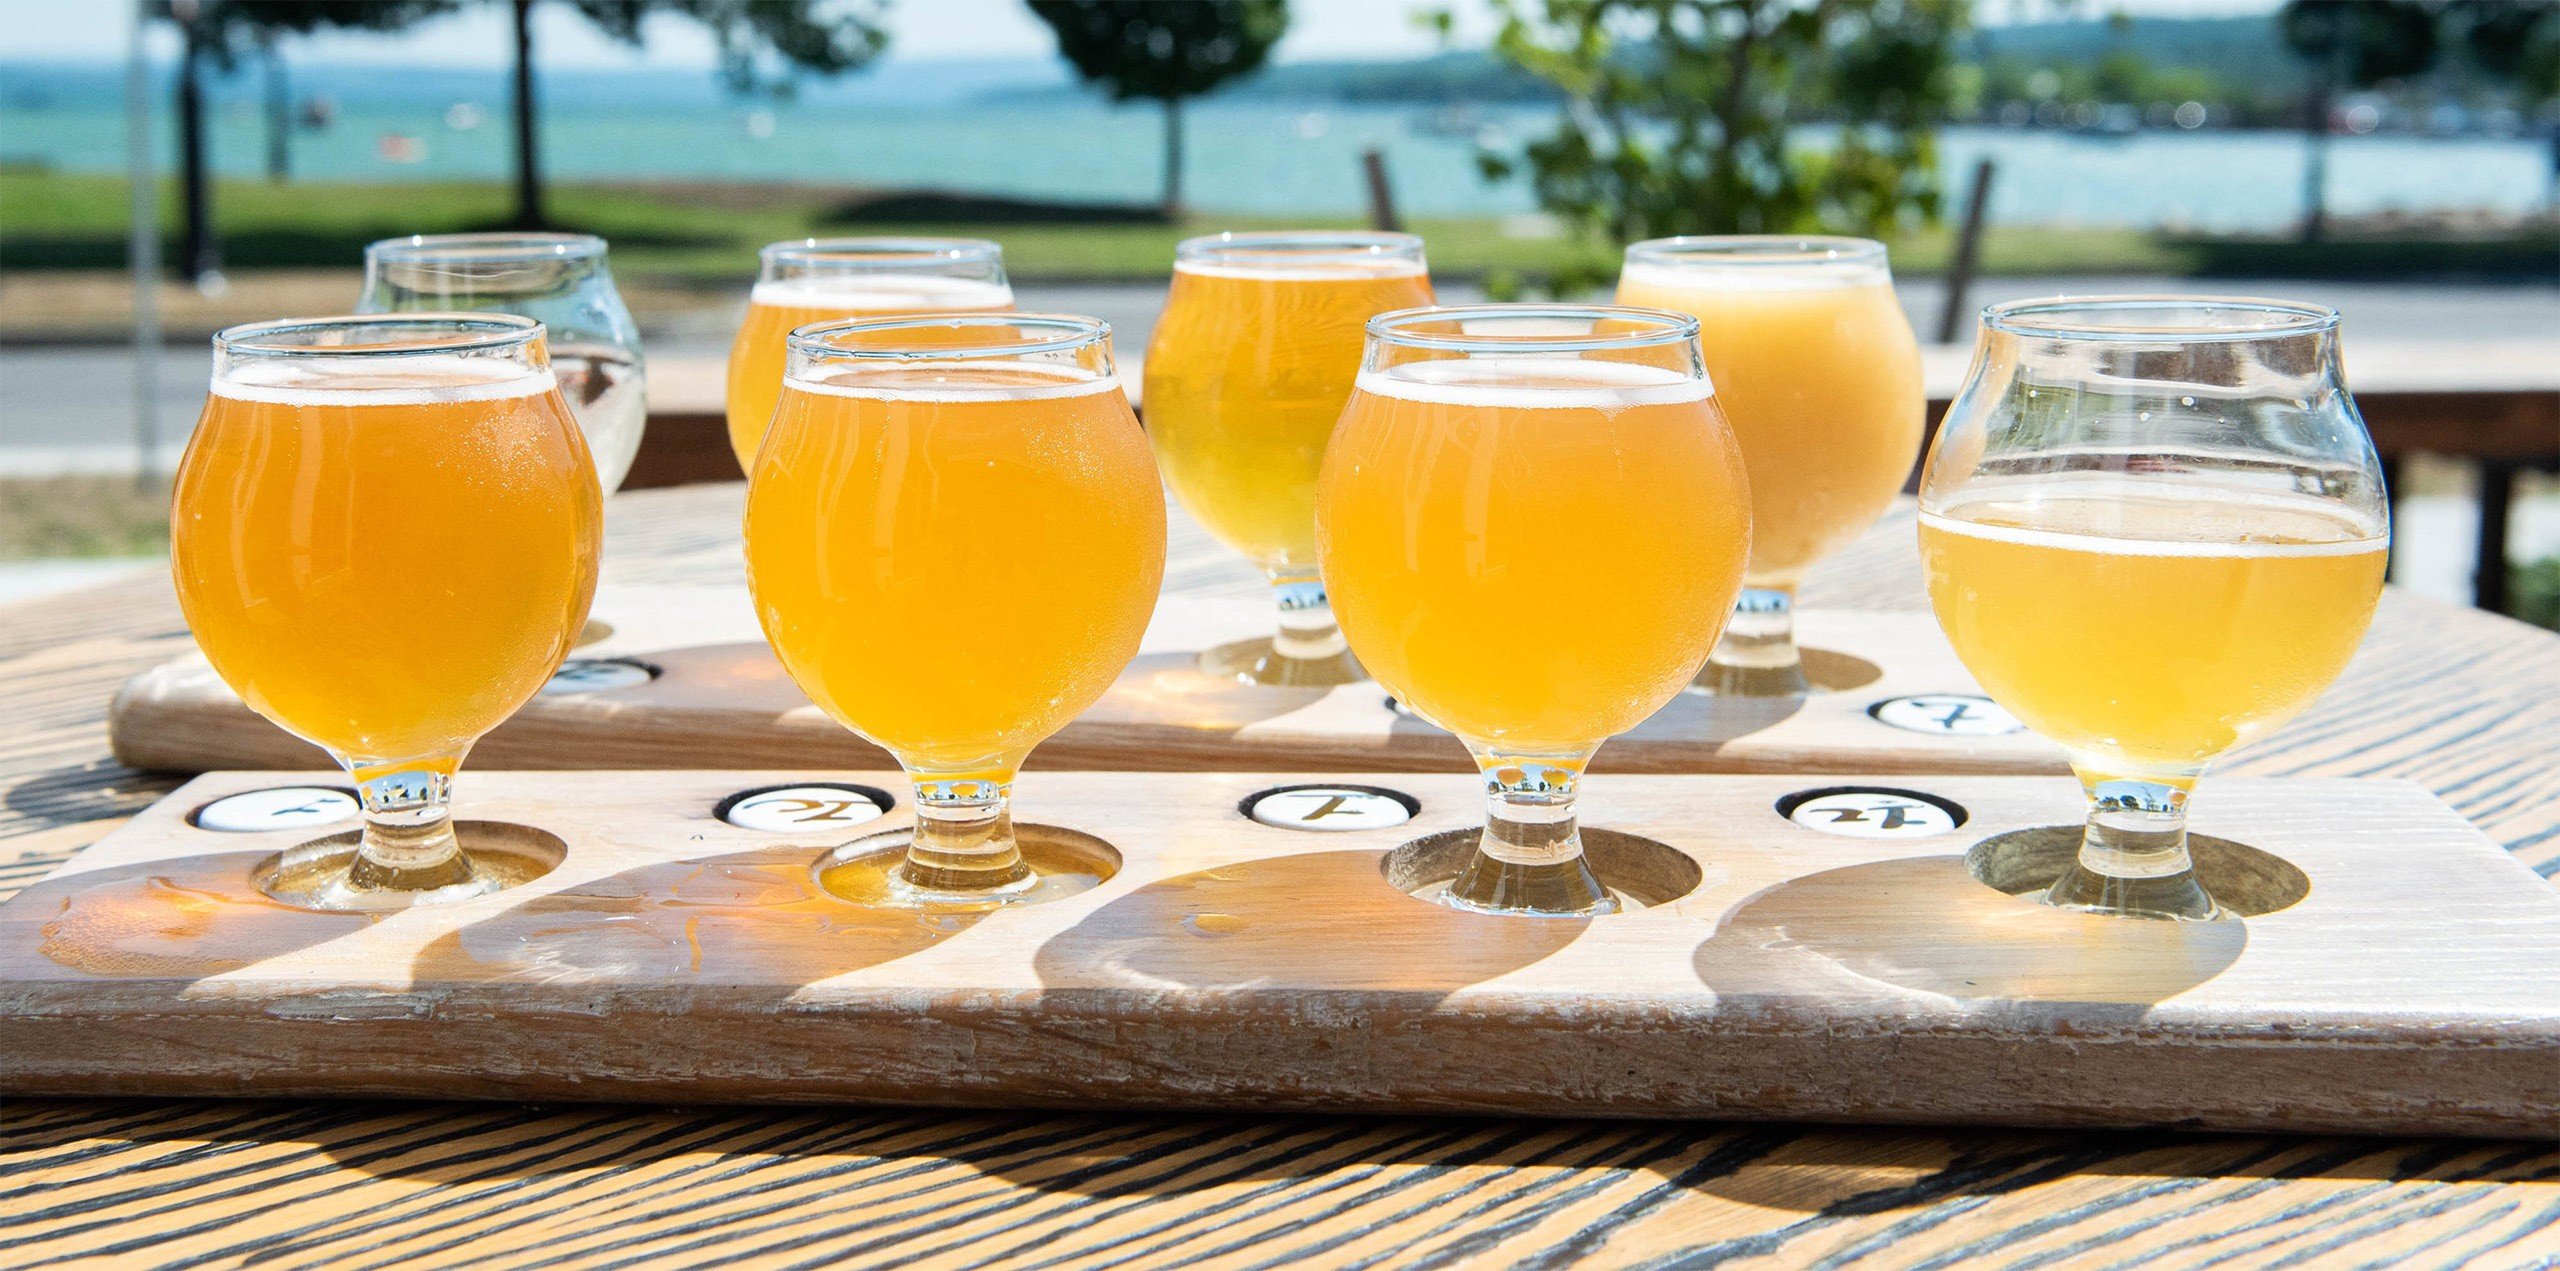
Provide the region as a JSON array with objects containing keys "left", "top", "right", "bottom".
[
  {"left": 1027, "top": 0, "right": 1291, "bottom": 217},
  {"left": 568, "top": 0, "right": 890, "bottom": 97},
  {"left": 1478, "top": 0, "right": 1968, "bottom": 261}
]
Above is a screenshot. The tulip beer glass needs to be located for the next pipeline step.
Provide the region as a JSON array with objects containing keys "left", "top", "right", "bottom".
[
  {"left": 725, "top": 237, "right": 1013, "bottom": 469},
  {"left": 172, "top": 314, "right": 602, "bottom": 909},
  {"left": 1319, "top": 305, "right": 1751, "bottom": 916},
  {"left": 358, "top": 232, "right": 648, "bottom": 492},
  {"left": 745, "top": 314, "right": 1165, "bottom": 908},
  {"left": 1919, "top": 297, "right": 2388, "bottom": 920},
  {"left": 1147, "top": 231, "right": 1434, "bottom": 685},
  {"left": 1617, "top": 237, "right": 1924, "bottom": 695}
]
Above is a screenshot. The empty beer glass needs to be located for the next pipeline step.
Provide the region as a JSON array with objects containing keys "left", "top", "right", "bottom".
[
  {"left": 359, "top": 232, "right": 647, "bottom": 492},
  {"left": 1919, "top": 297, "right": 2389, "bottom": 920}
]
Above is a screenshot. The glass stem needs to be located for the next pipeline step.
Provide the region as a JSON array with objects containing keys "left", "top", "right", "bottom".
[
  {"left": 346, "top": 753, "right": 474, "bottom": 893},
  {"left": 1271, "top": 573, "right": 1351, "bottom": 663},
  {"left": 2045, "top": 775, "right": 2220, "bottom": 920},
  {"left": 898, "top": 774, "right": 1033, "bottom": 897},
  {"left": 1703, "top": 585, "right": 1810, "bottom": 696},
  {"left": 1446, "top": 753, "right": 1614, "bottom": 917}
]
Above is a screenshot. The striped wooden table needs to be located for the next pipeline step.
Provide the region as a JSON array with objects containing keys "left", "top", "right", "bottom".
[{"left": 5, "top": 485, "right": 2558, "bottom": 1268}]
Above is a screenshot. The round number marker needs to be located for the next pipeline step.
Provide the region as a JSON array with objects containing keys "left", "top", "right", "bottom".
[
  {"left": 1244, "top": 785, "right": 1416, "bottom": 832},
  {"left": 1868, "top": 693, "right": 2024, "bottom": 736},
  {"left": 540, "top": 658, "right": 658, "bottom": 696},
  {"left": 720, "top": 784, "right": 891, "bottom": 833},
  {"left": 1779, "top": 787, "right": 1965, "bottom": 839},
  {"left": 192, "top": 786, "right": 360, "bottom": 833}
]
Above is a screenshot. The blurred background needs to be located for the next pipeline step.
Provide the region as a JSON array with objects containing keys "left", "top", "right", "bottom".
[{"left": 1, "top": 0, "right": 2554, "bottom": 623}]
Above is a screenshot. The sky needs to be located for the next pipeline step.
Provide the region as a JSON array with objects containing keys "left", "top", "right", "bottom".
[{"left": 4, "top": 0, "right": 2286, "bottom": 68}]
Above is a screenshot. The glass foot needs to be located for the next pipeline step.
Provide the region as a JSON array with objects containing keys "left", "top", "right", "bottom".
[
  {"left": 2043, "top": 860, "right": 2223, "bottom": 921},
  {"left": 253, "top": 822, "right": 566, "bottom": 912},
  {"left": 1197, "top": 636, "right": 1365, "bottom": 688},
  {"left": 1697, "top": 658, "right": 1812, "bottom": 697},
  {"left": 1425, "top": 853, "right": 1623, "bottom": 917},
  {"left": 813, "top": 824, "right": 1119, "bottom": 913}
]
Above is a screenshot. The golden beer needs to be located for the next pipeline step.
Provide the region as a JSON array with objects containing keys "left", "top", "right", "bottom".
[
  {"left": 1146, "top": 237, "right": 1433, "bottom": 573},
  {"left": 1321, "top": 357, "right": 1750, "bottom": 755},
  {"left": 724, "top": 239, "right": 1011, "bottom": 469},
  {"left": 174, "top": 355, "right": 600, "bottom": 763},
  {"left": 172, "top": 314, "right": 601, "bottom": 909},
  {"left": 1921, "top": 493, "right": 2386, "bottom": 779}
]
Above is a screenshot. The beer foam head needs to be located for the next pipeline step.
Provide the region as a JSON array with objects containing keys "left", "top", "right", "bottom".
[
  {"left": 212, "top": 354, "right": 558, "bottom": 407},
  {"left": 1619, "top": 256, "right": 1889, "bottom": 293},
  {"left": 1921, "top": 484, "right": 2389, "bottom": 555},
  {"left": 1355, "top": 357, "right": 1711, "bottom": 408},
  {"left": 786, "top": 360, "right": 1124, "bottom": 404},
  {"left": 752, "top": 275, "right": 1015, "bottom": 312},
  {"left": 1174, "top": 256, "right": 1429, "bottom": 283}
]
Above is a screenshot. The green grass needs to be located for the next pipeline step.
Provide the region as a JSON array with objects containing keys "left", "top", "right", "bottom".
[
  {"left": 1, "top": 170, "right": 2201, "bottom": 284},
  {"left": 0, "top": 476, "right": 169, "bottom": 560}
]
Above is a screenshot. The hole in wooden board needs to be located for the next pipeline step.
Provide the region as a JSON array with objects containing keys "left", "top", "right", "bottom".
[
  {"left": 812, "top": 824, "right": 1121, "bottom": 910},
  {"left": 1965, "top": 826, "right": 2310, "bottom": 918},
  {"left": 1381, "top": 828, "right": 1704, "bottom": 911},
  {"left": 252, "top": 821, "right": 567, "bottom": 913},
  {"left": 18, "top": 850, "right": 373, "bottom": 979},
  {"left": 1102, "top": 650, "right": 1335, "bottom": 730}
]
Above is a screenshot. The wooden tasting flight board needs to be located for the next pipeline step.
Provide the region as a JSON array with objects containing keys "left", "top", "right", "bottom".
[
  {"left": 3, "top": 768, "right": 2554, "bottom": 1139},
  {"left": 108, "top": 584, "right": 2062, "bottom": 776}
]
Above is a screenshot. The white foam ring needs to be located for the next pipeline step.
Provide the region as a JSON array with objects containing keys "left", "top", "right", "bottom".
[
  {"left": 752, "top": 277, "right": 1016, "bottom": 311},
  {"left": 1620, "top": 260, "right": 1889, "bottom": 293},
  {"left": 211, "top": 357, "right": 557, "bottom": 407},
  {"left": 1355, "top": 357, "right": 1711, "bottom": 409},
  {"left": 785, "top": 360, "right": 1123, "bottom": 403},
  {"left": 1918, "top": 510, "right": 2388, "bottom": 558},
  {"left": 1175, "top": 258, "right": 1428, "bottom": 283}
]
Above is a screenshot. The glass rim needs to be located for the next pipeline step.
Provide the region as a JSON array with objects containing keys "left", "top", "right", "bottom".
[
  {"left": 1983, "top": 295, "right": 2342, "bottom": 340},
  {"left": 1365, "top": 303, "right": 1701, "bottom": 352},
  {"left": 213, "top": 312, "right": 543, "bottom": 356},
  {"left": 786, "top": 311, "right": 1109, "bottom": 360},
  {"left": 1177, "top": 229, "right": 1425, "bottom": 267},
  {"left": 759, "top": 236, "right": 1006, "bottom": 268},
  {"left": 1623, "top": 235, "right": 1887, "bottom": 267},
  {"left": 364, "top": 232, "right": 607, "bottom": 263}
]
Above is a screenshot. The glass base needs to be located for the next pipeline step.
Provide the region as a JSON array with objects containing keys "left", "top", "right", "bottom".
[
  {"left": 253, "top": 821, "right": 566, "bottom": 912},
  {"left": 2043, "top": 860, "right": 2223, "bottom": 921},
  {"left": 1422, "top": 853, "right": 1625, "bottom": 917},
  {"left": 574, "top": 618, "right": 613, "bottom": 648},
  {"left": 1197, "top": 636, "right": 1365, "bottom": 688},
  {"left": 813, "top": 824, "right": 1118, "bottom": 913},
  {"left": 1697, "top": 658, "right": 1812, "bottom": 697}
]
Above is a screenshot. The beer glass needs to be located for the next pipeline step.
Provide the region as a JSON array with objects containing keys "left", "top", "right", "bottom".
[
  {"left": 172, "top": 314, "right": 602, "bottom": 909},
  {"left": 1617, "top": 237, "right": 1924, "bottom": 695},
  {"left": 745, "top": 313, "right": 1165, "bottom": 909},
  {"left": 1147, "top": 230, "right": 1434, "bottom": 686},
  {"left": 1919, "top": 297, "right": 2388, "bottom": 920},
  {"left": 358, "top": 232, "right": 647, "bottom": 492},
  {"left": 1318, "top": 305, "right": 1751, "bottom": 916},
  {"left": 726, "top": 237, "right": 1012, "bottom": 469}
]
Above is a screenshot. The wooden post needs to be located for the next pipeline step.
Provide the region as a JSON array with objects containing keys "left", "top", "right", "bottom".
[
  {"left": 1935, "top": 157, "right": 1995, "bottom": 345},
  {"left": 1362, "top": 148, "right": 1401, "bottom": 233},
  {"left": 510, "top": 0, "right": 545, "bottom": 231},
  {"left": 2475, "top": 459, "right": 2516, "bottom": 615}
]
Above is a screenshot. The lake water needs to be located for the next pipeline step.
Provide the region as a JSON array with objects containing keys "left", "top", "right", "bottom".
[{"left": 4, "top": 65, "right": 2552, "bottom": 228}]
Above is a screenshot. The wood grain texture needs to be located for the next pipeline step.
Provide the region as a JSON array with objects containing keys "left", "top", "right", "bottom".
[
  {"left": 108, "top": 598, "right": 2067, "bottom": 777},
  {"left": 5, "top": 484, "right": 2558, "bottom": 1268},
  {"left": 5, "top": 770, "right": 2557, "bottom": 1139}
]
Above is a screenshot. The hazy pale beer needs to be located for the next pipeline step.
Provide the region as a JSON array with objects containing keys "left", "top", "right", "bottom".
[
  {"left": 1145, "top": 231, "right": 1432, "bottom": 685},
  {"left": 1323, "top": 359, "right": 1751, "bottom": 750},
  {"left": 1921, "top": 492, "right": 2386, "bottom": 777},
  {"left": 172, "top": 314, "right": 600, "bottom": 908},
  {"left": 1618, "top": 237, "right": 1923, "bottom": 692},
  {"left": 745, "top": 314, "right": 1162, "bottom": 907},
  {"left": 1318, "top": 305, "right": 1748, "bottom": 917},
  {"left": 725, "top": 238, "right": 1011, "bottom": 469},
  {"left": 1917, "top": 295, "right": 2390, "bottom": 921}
]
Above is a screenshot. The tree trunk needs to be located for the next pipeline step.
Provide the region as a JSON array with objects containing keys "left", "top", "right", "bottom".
[
  {"left": 175, "top": 18, "right": 218, "bottom": 282},
  {"left": 511, "top": 0, "right": 546, "bottom": 230},
  {"left": 2301, "top": 40, "right": 2341, "bottom": 244},
  {"left": 262, "top": 34, "right": 289, "bottom": 184},
  {"left": 1161, "top": 93, "right": 1184, "bottom": 221}
]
